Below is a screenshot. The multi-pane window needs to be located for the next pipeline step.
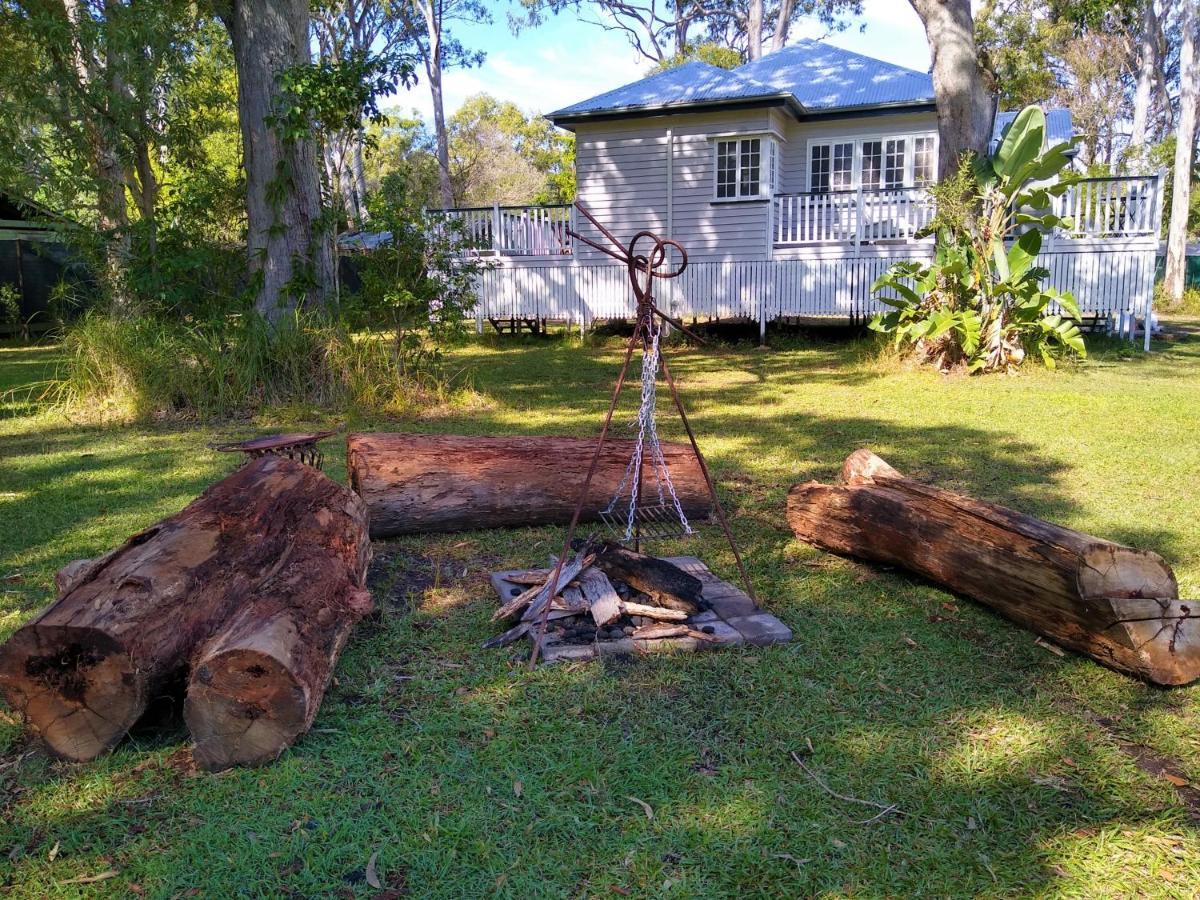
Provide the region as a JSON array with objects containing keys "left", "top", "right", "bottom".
[
  {"left": 810, "top": 134, "right": 936, "bottom": 192},
  {"left": 715, "top": 137, "right": 766, "bottom": 199},
  {"left": 809, "top": 144, "right": 831, "bottom": 193},
  {"left": 738, "top": 138, "right": 761, "bottom": 197},
  {"left": 832, "top": 142, "right": 854, "bottom": 190},
  {"left": 716, "top": 140, "right": 738, "bottom": 199},
  {"left": 884, "top": 139, "right": 906, "bottom": 189},
  {"left": 913, "top": 136, "right": 935, "bottom": 185},
  {"left": 861, "top": 141, "right": 883, "bottom": 190}
]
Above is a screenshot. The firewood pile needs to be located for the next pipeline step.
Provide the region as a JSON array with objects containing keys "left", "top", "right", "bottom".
[{"left": 485, "top": 540, "right": 791, "bottom": 663}]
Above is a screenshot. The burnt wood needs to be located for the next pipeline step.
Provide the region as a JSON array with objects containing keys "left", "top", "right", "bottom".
[
  {"left": 786, "top": 449, "right": 1195, "bottom": 686},
  {"left": 584, "top": 540, "right": 704, "bottom": 614}
]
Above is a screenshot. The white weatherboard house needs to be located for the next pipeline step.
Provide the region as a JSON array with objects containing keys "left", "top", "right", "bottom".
[{"left": 444, "top": 41, "right": 1162, "bottom": 343}]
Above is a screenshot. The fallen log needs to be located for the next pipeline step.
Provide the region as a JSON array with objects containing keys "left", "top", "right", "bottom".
[
  {"left": 184, "top": 489, "right": 372, "bottom": 771},
  {"left": 786, "top": 449, "right": 1196, "bottom": 686},
  {"left": 346, "top": 433, "right": 710, "bottom": 538},
  {"left": 0, "top": 456, "right": 367, "bottom": 761}
]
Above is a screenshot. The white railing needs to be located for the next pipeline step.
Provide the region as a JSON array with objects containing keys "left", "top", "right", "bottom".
[
  {"left": 774, "top": 187, "right": 934, "bottom": 246},
  {"left": 434, "top": 203, "right": 573, "bottom": 256},
  {"left": 1052, "top": 176, "right": 1161, "bottom": 238}
]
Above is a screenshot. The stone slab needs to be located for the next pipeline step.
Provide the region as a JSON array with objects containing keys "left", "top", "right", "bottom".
[{"left": 725, "top": 613, "right": 794, "bottom": 647}]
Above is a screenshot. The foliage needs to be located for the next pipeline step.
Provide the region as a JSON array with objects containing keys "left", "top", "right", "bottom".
[
  {"left": 48, "top": 310, "right": 467, "bottom": 422},
  {"left": 0, "top": 284, "right": 19, "bottom": 327},
  {"left": 652, "top": 41, "right": 742, "bottom": 72},
  {"left": 870, "top": 106, "right": 1086, "bottom": 373},
  {"left": 364, "top": 113, "right": 442, "bottom": 208},
  {"left": 447, "top": 94, "right": 575, "bottom": 206},
  {"left": 350, "top": 173, "right": 489, "bottom": 366}
]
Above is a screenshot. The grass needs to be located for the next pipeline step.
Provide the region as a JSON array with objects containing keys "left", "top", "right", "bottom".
[{"left": 2, "top": 324, "right": 1200, "bottom": 897}]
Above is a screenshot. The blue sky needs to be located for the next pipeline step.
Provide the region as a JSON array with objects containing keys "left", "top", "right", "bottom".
[{"left": 393, "top": 0, "right": 935, "bottom": 122}]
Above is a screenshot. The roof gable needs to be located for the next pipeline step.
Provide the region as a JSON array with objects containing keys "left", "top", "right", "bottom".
[{"left": 732, "top": 39, "right": 935, "bottom": 110}]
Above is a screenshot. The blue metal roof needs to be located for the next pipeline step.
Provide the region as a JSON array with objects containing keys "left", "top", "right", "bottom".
[
  {"left": 990, "top": 108, "right": 1075, "bottom": 152},
  {"left": 549, "top": 40, "right": 935, "bottom": 122},
  {"left": 733, "top": 39, "right": 935, "bottom": 110},
  {"left": 549, "top": 60, "right": 786, "bottom": 119}
]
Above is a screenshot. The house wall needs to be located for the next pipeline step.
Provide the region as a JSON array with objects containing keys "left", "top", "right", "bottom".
[
  {"left": 571, "top": 107, "right": 940, "bottom": 264},
  {"left": 573, "top": 108, "right": 778, "bottom": 263}
]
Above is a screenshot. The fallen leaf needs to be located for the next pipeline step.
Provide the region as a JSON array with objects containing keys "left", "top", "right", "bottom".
[
  {"left": 1163, "top": 773, "right": 1190, "bottom": 787},
  {"left": 610, "top": 887, "right": 630, "bottom": 896},
  {"left": 1159, "top": 869, "right": 1175, "bottom": 882},
  {"left": 625, "top": 795, "right": 653, "bottom": 820},
  {"left": 3, "top": 573, "right": 24, "bottom": 584},
  {"left": 513, "top": 780, "right": 523, "bottom": 798},
  {"left": 48, "top": 841, "right": 60, "bottom": 861},
  {"left": 483, "top": 728, "right": 496, "bottom": 739},
  {"left": 903, "top": 637, "right": 918, "bottom": 649},
  {"left": 366, "top": 851, "right": 382, "bottom": 889},
  {"left": 1062, "top": 757, "right": 1077, "bottom": 768},
  {"left": 831, "top": 838, "right": 847, "bottom": 850},
  {"left": 58, "top": 870, "right": 118, "bottom": 886}
]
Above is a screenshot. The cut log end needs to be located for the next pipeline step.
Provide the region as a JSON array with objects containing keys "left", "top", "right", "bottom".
[
  {"left": 185, "top": 649, "right": 308, "bottom": 771},
  {"left": 0, "top": 626, "right": 144, "bottom": 761}
]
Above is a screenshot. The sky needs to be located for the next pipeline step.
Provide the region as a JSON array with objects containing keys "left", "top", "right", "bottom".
[{"left": 392, "top": 0, "right": 935, "bottom": 122}]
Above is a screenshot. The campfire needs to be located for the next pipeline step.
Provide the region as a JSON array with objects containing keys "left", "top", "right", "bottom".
[{"left": 484, "top": 539, "right": 791, "bottom": 663}]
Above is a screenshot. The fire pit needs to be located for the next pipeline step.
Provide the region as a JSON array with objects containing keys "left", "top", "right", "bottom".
[{"left": 485, "top": 541, "right": 791, "bottom": 663}]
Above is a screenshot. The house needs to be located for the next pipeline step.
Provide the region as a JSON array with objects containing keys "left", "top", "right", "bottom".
[
  {"left": 0, "top": 192, "right": 87, "bottom": 339},
  {"left": 440, "top": 41, "right": 1162, "bottom": 343}
]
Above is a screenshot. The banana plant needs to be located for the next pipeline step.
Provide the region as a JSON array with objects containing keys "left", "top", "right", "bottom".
[{"left": 870, "top": 105, "right": 1087, "bottom": 373}]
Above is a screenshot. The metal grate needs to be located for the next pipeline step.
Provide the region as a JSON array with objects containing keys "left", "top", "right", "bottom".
[{"left": 599, "top": 502, "right": 694, "bottom": 542}]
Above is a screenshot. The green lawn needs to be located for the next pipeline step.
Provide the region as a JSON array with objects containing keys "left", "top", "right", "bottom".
[{"left": 2, "top": 326, "right": 1200, "bottom": 898}]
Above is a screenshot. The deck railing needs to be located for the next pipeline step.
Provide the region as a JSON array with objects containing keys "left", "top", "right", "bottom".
[
  {"left": 773, "top": 175, "right": 1163, "bottom": 248},
  {"left": 773, "top": 187, "right": 935, "bottom": 247},
  {"left": 432, "top": 202, "right": 573, "bottom": 256},
  {"left": 1051, "top": 176, "right": 1161, "bottom": 238}
]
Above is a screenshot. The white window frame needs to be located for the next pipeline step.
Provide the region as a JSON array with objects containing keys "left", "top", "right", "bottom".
[
  {"left": 709, "top": 132, "right": 781, "bottom": 202},
  {"left": 807, "top": 130, "right": 939, "bottom": 193}
]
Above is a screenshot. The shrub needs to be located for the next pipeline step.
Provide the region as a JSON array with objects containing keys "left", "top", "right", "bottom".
[
  {"left": 869, "top": 106, "right": 1086, "bottom": 373},
  {"left": 48, "top": 311, "right": 473, "bottom": 422}
]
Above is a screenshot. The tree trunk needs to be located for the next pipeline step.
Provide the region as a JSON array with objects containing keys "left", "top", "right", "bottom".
[
  {"left": 770, "top": 0, "right": 797, "bottom": 53},
  {"left": 0, "top": 456, "right": 362, "bottom": 760},
  {"left": 909, "top": 0, "right": 994, "bottom": 177},
  {"left": 416, "top": 0, "right": 454, "bottom": 209},
  {"left": 1127, "top": 0, "right": 1161, "bottom": 166},
  {"left": 222, "top": 0, "right": 336, "bottom": 320},
  {"left": 746, "top": 0, "right": 765, "bottom": 61},
  {"left": 1164, "top": 1, "right": 1198, "bottom": 304},
  {"left": 184, "top": 479, "right": 371, "bottom": 771},
  {"left": 786, "top": 450, "right": 1196, "bottom": 686},
  {"left": 346, "top": 433, "right": 712, "bottom": 538}
]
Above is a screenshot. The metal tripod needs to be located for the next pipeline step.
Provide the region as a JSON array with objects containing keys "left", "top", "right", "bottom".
[{"left": 528, "top": 202, "right": 756, "bottom": 667}]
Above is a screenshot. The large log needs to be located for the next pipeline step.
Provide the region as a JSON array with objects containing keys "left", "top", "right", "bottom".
[
  {"left": 787, "top": 449, "right": 1196, "bottom": 686},
  {"left": 0, "top": 456, "right": 369, "bottom": 761},
  {"left": 346, "top": 433, "right": 711, "bottom": 538},
  {"left": 184, "top": 491, "right": 372, "bottom": 771}
]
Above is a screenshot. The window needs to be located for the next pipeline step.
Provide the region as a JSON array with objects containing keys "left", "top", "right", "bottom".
[
  {"left": 714, "top": 137, "right": 770, "bottom": 199},
  {"left": 809, "top": 144, "right": 831, "bottom": 193},
  {"left": 738, "top": 138, "right": 761, "bottom": 197},
  {"left": 810, "top": 133, "right": 936, "bottom": 192},
  {"left": 716, "top": 140, "right": 738, "bottom": 199},
  {"left": 861, "top": 141, "right": 883, "bottom": 190},
  {"left": 914, "top": 136, "right": 935, "bottom": 185},
  {"left": 884, "top": 139, "right": 906, "bottom": 189}
]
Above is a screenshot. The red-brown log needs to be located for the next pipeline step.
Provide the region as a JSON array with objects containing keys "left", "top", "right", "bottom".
[
  {"left": 0, "top": 456, "right": 369, "bottom": 761},
  {"left": 346, "top": 433, "right": 711, "bottom": 537},
  {"left": 786, "top": 449, "right": 1195, "bottom": 686},
  {"left": 184, "top": 491, "right": 372, "bottom": 771}
]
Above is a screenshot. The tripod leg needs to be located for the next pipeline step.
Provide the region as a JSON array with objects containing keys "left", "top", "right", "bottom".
[
  {"left": 529, "top": 319, "right": 644, "bottom": 668},
  {"left": 658, "top": 351, "right": 757, "bottom": 602}
]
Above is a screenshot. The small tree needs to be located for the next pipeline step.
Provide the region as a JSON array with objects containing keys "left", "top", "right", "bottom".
[{"left": 870, "top": 105, "right": 1086, "bottom": 373}]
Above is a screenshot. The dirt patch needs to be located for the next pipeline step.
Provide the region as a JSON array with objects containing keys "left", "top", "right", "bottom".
[{"left": 1083, "top": 710, "right": 1200, "bottom": 821}]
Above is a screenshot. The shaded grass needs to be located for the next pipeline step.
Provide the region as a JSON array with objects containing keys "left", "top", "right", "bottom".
[{"left": 2, "top": 324, "right": 1200, "bottom": 897}]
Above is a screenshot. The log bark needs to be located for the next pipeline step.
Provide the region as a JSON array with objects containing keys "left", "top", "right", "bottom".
[
  {"left": 184, "top": 488, "right": 372, "bottom": 771},
  {"left": 347, "top": 433, "right": 711, "bottom": 538},
  {"left": 0, "top": 457, "right": 365, "bottom": 761},
  {"left": 786, "top": 449, "right": 1195, "bottom": 686}
]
